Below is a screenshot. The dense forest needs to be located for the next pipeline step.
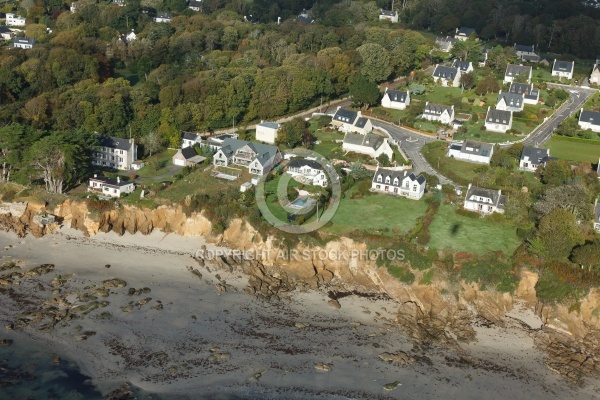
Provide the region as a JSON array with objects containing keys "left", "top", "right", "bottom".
[{"left": 2, "top": 0, "right": 600, "bottom": 187}]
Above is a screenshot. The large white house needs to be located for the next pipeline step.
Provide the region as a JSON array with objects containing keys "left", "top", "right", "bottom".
[
  {"left": 463, "top": 184, "right": 506, "bottom": 214},
  {"left": 381, "top": 88, "right": 410, "bottom": 110},
  {"left": 213, "top": 138, "right": 282, "bottom": 175},
  {"left": 379, "top": 9, "right": 398, "bottom": 23},
  {"left": 485, "top": 107, "right": 513, "bottom": 133},
  {"left": 371, "top": 167, "right": 426, "bottom": 200},
  {"left": 342, "top": 132, "right": 394, "bottom": 160},
  {"left": 448, "top": 140, "right": 494, "bottom": 164},
  {"left": 88, "top": 175, "right": 135, "bottom": 198},
  {"left": 552, "top": 59, "right": 575, "bottom": 80},
  {"left": 496, "top": 91, "right": 524, "bottom": 112},
  {"left": 255, "top": 121, "right": 280, "bottom": 144},
  {"left": 331, "top": 107, "right": 372, "bottom": 135},
  {"left": 153, "top": 13, "right": 173, "bottom": 23},
  {"left": 6, "top": 13, "right": 26, "bottom": 27},
  {"left": 579, "top": 110, "right": 600, "bottom": 132},
  {"left": 286, "top": 158, "right": 328, "bottom": 187},
  {"left": 504, "top": 64, "right": 532, "bottom": 84},
  {"left": 519, "top": 146, "right": 550, "bottom": 172},
  {"left": 508, "top": 82, "right": 539, "bottom": 104},
  {"left": 93, "top": 135, "right": 137, "bottom": 170},
  {"left": 432, "top": 64, "right": 461, "bottom": 87},
  {"left": 181, "top": 132, "right": 202, "bottom": 148},
  {"left": 422, "top": 102, "right": 455, "bottom": 124}
]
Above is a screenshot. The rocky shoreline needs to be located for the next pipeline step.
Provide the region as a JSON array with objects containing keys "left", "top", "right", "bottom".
[{"left": 1, "top": 200, "right": 600, "bottom": 398}]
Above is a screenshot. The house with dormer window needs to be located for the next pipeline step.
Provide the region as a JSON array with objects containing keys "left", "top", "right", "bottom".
[
  {"left": 451, "top": 59, "right": 474, "bottom": 74},
  {"left": 371, "top": 167, "right": 426, "bottom": 200},
  {"left": 504, "top": 64, "right": 532, "bottom": 84},
  {"left": 455, "top": 27, "right": 476, "bottom": 41},
  {"left": 508, "top": 83, "right": 539, "bottom": 105},
  {"left": 579, "top": 110, "right": 600, "bottom": 132},
  {"left": 422, "top": 102, "right": 455, "bottom": 125},
  {"left": 88, "top": 175, "right": 135, "bottom": 198},
  {"left": 286, "top": 158, "right": 328, "bottom": 187},
  {"left": 435, "top": 36, "right": 457, "bottom": 52},
  {"left": 379, "top": 9, "right": 398, "bottom": 23},
  {"left": 432, "top": 64, "right": 461, "bottom": 87},
  {"left": 485, "top": 107, "right": 513, "bottom": 133},
  {"left": 552, "top": 59, "right": 575, "bottom": 80},
  {"left": 331, "top": 107, "right": 373, "bottom": 135},
  {"left": 519, "top": 146, "right": 551, "bottom": 172},
  {"left": 464, "top": 184, "right": 506, "bottom": 214},
  {"left": 514, "top": 44, "right": 540, "bottom": 62},
  {"left": 496, "top": 91, "right": 524, "bottom": 112},
  {"left": 381, "top": 88, "right": 410, "bottom": 110}
]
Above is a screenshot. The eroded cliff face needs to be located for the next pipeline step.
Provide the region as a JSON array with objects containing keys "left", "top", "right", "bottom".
[{"left": 3, "top": 199, "right": 600, "bottom": 380}]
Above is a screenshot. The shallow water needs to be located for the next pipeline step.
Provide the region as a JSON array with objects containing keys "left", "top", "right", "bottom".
[{"left": 0, "top": 333, "right": 103, "bottom": 400}]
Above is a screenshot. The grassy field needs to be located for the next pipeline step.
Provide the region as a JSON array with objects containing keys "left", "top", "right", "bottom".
[
  {"left": 422, "top": 141, "right": 480, "bottom": 185},
  {"left": 323, "top": 193, "right": 429, "bottom": 236},
  {"left": 543, "top": 138, "right": 600, "bottom": 163},
  {"left": 428, "top": 205, "right": 521, "bottom": 255}
]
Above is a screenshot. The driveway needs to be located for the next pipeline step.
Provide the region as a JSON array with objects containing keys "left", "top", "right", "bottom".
[
  {"left": 519, "top": 84, "right": 596, "bottom": 147},
  {"left": 372, "top": 121, "right": 457, "bottom": 187}
]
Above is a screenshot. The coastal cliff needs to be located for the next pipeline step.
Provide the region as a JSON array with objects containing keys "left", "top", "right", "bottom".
[{"left": 2, "top": 199, "right": 600, "bottom": 382}]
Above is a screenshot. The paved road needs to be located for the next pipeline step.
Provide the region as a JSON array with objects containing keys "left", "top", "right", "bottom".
[
  {"left": 372, "top": 121, "right": 457, "bottom": 186},
  {"left": 520, "top": 84, "right": 596, "bottom": 147}
]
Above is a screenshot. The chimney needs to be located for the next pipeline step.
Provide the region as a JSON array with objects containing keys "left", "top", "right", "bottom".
[
  {"left": 94, "top": 174, "right": 97, "bottom": 178},
  {"left": 117, "top": 177, "right": 120, "bottom": 184}
]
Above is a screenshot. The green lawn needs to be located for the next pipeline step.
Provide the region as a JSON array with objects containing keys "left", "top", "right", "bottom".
[
  {"left": 422, "top": 141, "right": 480, "bottom": 185},
  {"left": 323, "top": 193, "right": 429, "bottom": 236},
  {"left": 543, "top": 138, "right": 600, "bottom": 163},
  {"left": 428, "top": 205, "right": 521, "bottom": 255},
  {"left": 414, "top": 86, "right": 463, "bottom": 104},
  {"left": 135, "top": 149, "right": 177, "bottom": 179}
]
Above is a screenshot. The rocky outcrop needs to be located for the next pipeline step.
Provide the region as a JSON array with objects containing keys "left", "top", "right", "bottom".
[{"left": 0, "top": 202, "right": 57, "bottom": 237}]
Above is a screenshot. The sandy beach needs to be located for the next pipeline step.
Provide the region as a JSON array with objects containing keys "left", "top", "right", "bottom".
[{"left": 1, "top": 228, "right": 599, "bottom": 399}]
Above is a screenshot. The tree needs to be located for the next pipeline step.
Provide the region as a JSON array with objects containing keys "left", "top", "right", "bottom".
[
  {"left": 276, "top": 118, "right": 307, "bottom": 148},
  {"left": 349, "top": 161, "right": 371, "bottom": 180},
  {"left": 409, "top": 83, "right": 426, "bottom": 95},
  {"left": 555, "top": 118, "right": 578, "bottom": 137},
  {"left": 534, "top": 184, "right": 592, "bottom": 221},
  {"left": 450, "top": 37, "right": 482, "bottom": 63},
  {"left": 377, "top": 153, "right": 391, "bottom": 167},
  {"left": 475, "top": 76, "right": 500, "bottom": 95},
  {"left": 504, "top": 190, "right": 532, "bottom": 224},
  {"left": 459, "top": 72, "right": 476, "bottom": 91},
  {"left": 541, "top": 159, "right": 571, "bottom": 186},
  {"left": 0, "top": 124, "right": 26, "bottom": 182},
  {"left": 349, "top": 74, "right": 380, "bottom": 109},
  {"left": 572, "top": 242, "right": 600, "bottom": 271},
  {"left": 141, "top": 131, "right": 165, "bottom": 157},
  {"left": 356, "top": 43, "right": 391, "bottom": 82},
  {"left": 533, "top": 208, "right": 583, "bottom": 260}
]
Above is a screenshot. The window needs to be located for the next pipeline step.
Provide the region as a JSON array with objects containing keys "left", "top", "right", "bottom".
[{"left": 413, "top": 184, "right": 417, "bottom": 192}]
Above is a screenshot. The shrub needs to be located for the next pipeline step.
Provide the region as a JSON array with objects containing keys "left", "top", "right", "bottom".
[
  {"left": 480, "top": 125, "right": 486, "bottom": 131},
  {"left": 535, "top": 268, "right": 579, "bottom": 303},
  {"left": 419, "top": 269, "right": 435, "bottom": 285},
  {"left": 460, "top": 260, "right": 519, "bottom": 292},
  {"left": 387, "top": 265, "right": 415, "bottom": 284}
]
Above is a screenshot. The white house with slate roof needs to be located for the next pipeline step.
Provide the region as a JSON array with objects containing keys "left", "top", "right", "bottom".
[
  {"left": 255, "top": 121, "right": 280, "bottom": 144},
  {"left": 451, "top": 59, "right": 474, "bottom": 74},
  {"left": 181, "top": 132, "right": 202, "bottom": 148},
  {"left": 435, "top": 36, "right": 457, "bottom": 52},
  {"left": 579, "top": 110, "right": 600, "bottom": 132},
  {"left": 342, "top": 132, "right": 393, "bottom": 160},
  {"left": 594, "top": 199, "right": 600, "bottom": 232},
  {"left": 88, "top": 175, "right": 135, "bottom": 198},
  {"left": 379, "top": 9, "right": 398, "bottom": 23},
  {"left": 455, "top": 27, "right": 476, "bottom": 41},
  {"left": 153, "top": 13, "right": 172, "bottom": 22},
  {"left": 504, "top": 64, "right": 532, "bottom": 84},
  {"left": 464, "top": 184, "right": 506, "bottom": 214},
  {"left": 590, "top": 59, "right": 600, "bottom": 84},
  {"left": 422, "top": 102, "right": 455, "bottom": 124},
  {"left": 331, "top": 107, "right": 372, "bottom": 135},
  {"left": 381, "top": 88, "right": 410, "bottom": 110},
  {"left": 188, "top": 0, "right": 202, "bottom": 11},
  {"left": 485, "top": 107, "right": 513, "bottom": 132},
  {"left": 514, "top": 44, "right": 540, "bottom": 62},
  {"left": 12, "top": 37, "right": 35, "bottom": 49},
  {"left": 0, "top": 26, "right": 12, "bottom": 41},
  {"left": 93, "top": 135, "right": 137, "bottom": 170},
  {"left": 496, "top": 91, "right": 524, "bottom": 112},
  {"left": 552, "top": 59, "right": 575, "bottom": 80},
  {"left": 286, "top": 158, "right": 328, "bottom": 187},
  {"left": 519, "top": 146, "right": 550, "bottom": 172},
  {"left": 371, "top": 167, "right": 426, "bottom": 200},
  {"left": 448, "top": 140, "right": 494, "bottom": 164},
  {"left": 432, "top": 64, "right": 461, "bottom": 87},
  {"left": 509, "top": 83, "right": 539, "bottom": 104},
  {"left": 213, "top": 138, "right": 281, "bottom": 175}
]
